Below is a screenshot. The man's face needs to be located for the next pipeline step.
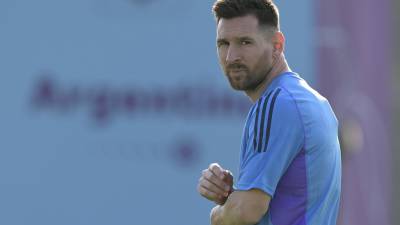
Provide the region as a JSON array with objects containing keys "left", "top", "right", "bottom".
[{"left": 216, "top": 14, "right": 275, "bottom": 91}]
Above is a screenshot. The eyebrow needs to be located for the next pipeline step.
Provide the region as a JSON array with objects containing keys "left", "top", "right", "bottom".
[
  {"left": 217, "top": 38, "right": 228, "bottom": 44},
  {"left": 217, "top": 36, "right": 255, "bottom": 43},
  {"left": 237, "top": 36, "right": 255, "bottom": 42}
]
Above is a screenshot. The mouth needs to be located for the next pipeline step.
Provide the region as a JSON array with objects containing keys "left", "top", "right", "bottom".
[
  {"left": 227, "top": 64, "right": 248, "bottom": 74},
  {"left": 230, "top": 68, "right": 246, "bottom": 73},
  {"left": 228, "top": 69, "right": 246, "bottom": 78}
]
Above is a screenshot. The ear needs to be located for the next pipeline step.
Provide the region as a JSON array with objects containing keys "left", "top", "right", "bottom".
[{"left": 272, "top": 31, "right": 285, "bottom": 54}]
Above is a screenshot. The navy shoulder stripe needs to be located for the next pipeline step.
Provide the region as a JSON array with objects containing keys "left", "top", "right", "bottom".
[
  {"left": 252, "top": 98, "right": 262, "bottom": 150},
  {"left": 263, "top": 88, "right": 281, "bottom": 152},
  {"left": 253, "top": 88, "right": 282, "bottom": 153},
  {"left": 253, "top": 90, "right": 273, "bottom": 152}
]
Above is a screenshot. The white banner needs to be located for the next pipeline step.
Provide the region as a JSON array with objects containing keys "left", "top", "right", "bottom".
[{"left": 0, "top": 0, "right": 315, "bottom": 224}]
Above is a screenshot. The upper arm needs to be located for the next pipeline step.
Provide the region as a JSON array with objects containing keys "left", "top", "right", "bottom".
[
  {"left": 237, "top": 88, "right": 305, "bottom": 196},
  {"left": 224, "top": 189, "right": 271, "bottom": 225}
]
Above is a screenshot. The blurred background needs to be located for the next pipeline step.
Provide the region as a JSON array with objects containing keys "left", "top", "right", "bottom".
[{"left": 0, "top": 0, "right": 397, "bottom": 224}]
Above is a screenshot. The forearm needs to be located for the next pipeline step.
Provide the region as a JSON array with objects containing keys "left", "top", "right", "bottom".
[
  {"left": 210, "top": 201, "right": 253, "bottom": 225},
  {"left": 210, "top": 190, "right": 269, "bottom": 225},
  {"left": 210, "top": 205, "right": 223, "bottom": 225},
  {"left": 211, "top": 205, "right": 243, "bottom": 225}
]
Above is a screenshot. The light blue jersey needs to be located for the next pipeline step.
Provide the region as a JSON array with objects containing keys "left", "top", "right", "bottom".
[{"left": 236, "top": 72, "right": 341, "bottom": 225}]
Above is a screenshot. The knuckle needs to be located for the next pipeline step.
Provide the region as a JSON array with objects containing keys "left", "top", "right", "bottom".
[
  {"left": 202, "top": 189, "right": 210, "bottom": 198},
  {"left": 212, "top": 165, "right": 223, "bottom": 174},
  {"left": 198, "top": 187, "right": 206, "bottom": 196},
  {"left": 209, "top": 163, "right": 218, "bottom": 170},
  {"left": 203, "top": 180, "right": 211, "bottom": 189},
  {"left": 204, "top": 171, "right": 212, "bottom": 180},
  {"left": 216, "top": 181, "right": 225, "bottom": 188}
]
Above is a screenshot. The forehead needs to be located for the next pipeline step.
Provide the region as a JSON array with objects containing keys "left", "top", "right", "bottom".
[{"left": 217, "top": 14, "right": 260, "bottom": 39}]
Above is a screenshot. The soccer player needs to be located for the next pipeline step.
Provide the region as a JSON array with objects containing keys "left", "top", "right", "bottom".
[{"left": 196, "top": 0, "right": 342, "bottom": 225}]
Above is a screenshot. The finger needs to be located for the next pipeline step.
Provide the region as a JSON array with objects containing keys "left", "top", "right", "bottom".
[
  {"left": 199, "top": 175, "right": 227, "bottom": 195},
  {"left": 200, "top": 176, "right": 229, "bottom": 197},
  {"left": 209, "top": 163, "right": 225, "bottom": 179},
  {"left": 214, "top": 195, "right": 228, "bottom": 205},
  {"left": 223, "top": 170, "right": 232, "bottom": 176},
  {"left": 198, "top": 182, "right": 222, "bottom": 201},
  {"left": 203, "top": 169, "right": 231, "bottom": 192},
  {"left": 197, "top": 179, "right": 228, "bottom": 205},
  {"left": 221, "top": 170, "right": 234, "bottom": 193},
  {"left": 222, "top": 170, "right": 233, "bottom": 183}
]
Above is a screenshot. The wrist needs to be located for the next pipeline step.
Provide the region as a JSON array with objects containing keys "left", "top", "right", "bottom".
[{"left": 210, "top": 205, "right": 223, "bottom": 225}]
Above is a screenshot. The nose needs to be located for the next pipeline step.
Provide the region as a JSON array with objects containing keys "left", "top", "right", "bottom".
[{"left": 226, "top": 46, "right": 241, "bottom": 64}]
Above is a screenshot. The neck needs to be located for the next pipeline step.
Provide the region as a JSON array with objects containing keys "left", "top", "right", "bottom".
[{"left": 245, "top": 54, "right": 290, "bottom": 102}]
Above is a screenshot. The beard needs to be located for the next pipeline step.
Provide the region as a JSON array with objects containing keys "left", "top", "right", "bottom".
[{"left": 225, "top": 63, "right": 270, "bottom": 91}]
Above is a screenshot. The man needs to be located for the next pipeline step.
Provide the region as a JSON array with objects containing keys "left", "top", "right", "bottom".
[{"left": 197, "top": 0, "right": 341, "bottom": 225}]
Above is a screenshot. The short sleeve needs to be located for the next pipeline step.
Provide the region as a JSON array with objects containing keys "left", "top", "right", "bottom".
[{"left": 236, "top": 88, "right": 305, "bottom": 197}]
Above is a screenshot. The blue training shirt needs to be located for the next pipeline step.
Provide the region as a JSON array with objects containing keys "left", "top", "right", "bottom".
[{"left": 236, "top": 72, "right": 341, "bottom": 225}]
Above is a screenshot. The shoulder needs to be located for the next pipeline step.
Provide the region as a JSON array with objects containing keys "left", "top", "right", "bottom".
[
  {"left": 247, "top": 86, "right": 301, "bottom": 123},
  {"left": 276, "top": 74, "right": 332, "bottom": 116},
  {"left": 279, "top": 74, "right": 328, "bottom": 104},
  {"left": 259, "top": 87, "right": 300, "bottom": 116},
  {"left": 250, "top": 86, "right": 304, "bottom": 134},
  {"left": 277, "top": 75, "right": 339, "bottom": 134},
  {"left": 247, "top": 86, "right": 306, "bottom": 153}
]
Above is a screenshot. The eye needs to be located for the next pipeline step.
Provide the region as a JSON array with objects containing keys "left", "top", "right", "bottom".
[
  {"left": 241, "top": 40, "right": 252, "bottom": 45},
  {"left": 217, "top": 41, "right": 229, "bottom": 48}
]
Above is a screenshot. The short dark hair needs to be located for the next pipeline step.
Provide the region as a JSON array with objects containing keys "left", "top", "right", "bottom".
[{"left": 212, "top": 0, "right": 280, "bottom": 30}]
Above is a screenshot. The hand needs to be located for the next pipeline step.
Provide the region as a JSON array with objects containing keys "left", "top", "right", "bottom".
[{"left": 197, "top": 163, "right": 234, "bottom": 205}]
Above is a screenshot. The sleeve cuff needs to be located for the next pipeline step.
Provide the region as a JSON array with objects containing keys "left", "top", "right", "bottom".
[{"left": 235, "top": 182, "right": 275, "bottom": 197}]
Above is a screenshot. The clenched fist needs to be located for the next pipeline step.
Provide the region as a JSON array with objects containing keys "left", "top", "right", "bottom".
[{"left": 197, "top": 163, "right": 234, "bottom": 205}]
